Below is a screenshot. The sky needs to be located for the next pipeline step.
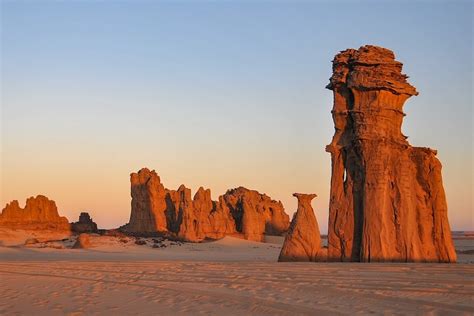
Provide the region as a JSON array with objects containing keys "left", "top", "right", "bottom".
[{"left": 1, "top": 1, "right": 472, "bottom": 232}]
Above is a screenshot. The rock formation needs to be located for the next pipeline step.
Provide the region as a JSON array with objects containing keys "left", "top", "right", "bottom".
[
  {"left": 73, "top": 233, "right": 91, "bottom": 249},
  {"left": 71, "top": 212, "right": 98, "bottom": 233},
  {"left": 278, "top": 193, "right": 326, "bottom": 262},
  {"left": 124, "top": 168, "right": 290, "bottom": 242},
  {"left": 0, "top": 195, "right": 70, "bottom": 231},
  {"left": 326, "top": 45, "right": 456, "bottom": 262},
  {"left": 129, "top": 168, "right": 168, "bottom": 233},
  {"left": 221, "top": 187, "right": 289, "bottom": 241}
]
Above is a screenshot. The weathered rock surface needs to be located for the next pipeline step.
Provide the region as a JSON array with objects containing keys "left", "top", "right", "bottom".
[
  {"left": 73, "top": 233, "right": 91, "bottom": 249},
  {"left": 71, "top": 212, "right": 98, "bottom": 233},
  {"left": 128, "top": 168, "right": 168, "bottom": 233},
  {"left": 279, "top": 193, "right": 325, "bottom": 262},
  {"left": 0, "top": 195, "right": 70, "bottom": 231},
  {"left": 326, "top": 45, "right": 456, "bottom": 262},
  {"left": 221, "top": 187, "right": 290, "bottom": 242},
  {"left": 124, "top": 168, "right": 290, "bottom": 242}
]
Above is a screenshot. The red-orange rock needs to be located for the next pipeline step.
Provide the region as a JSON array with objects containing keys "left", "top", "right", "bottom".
[
  {"left": 279, "top": 193, "right": 325, "bottom": 262},
  {"left": 124, "top": 168, "right": 290, "bottom": 242},
  {"left": 178, "top": 187, "right": 236, "bottom": 242},
  {"left": 127, "top": 168, "right": 168, "bottom": 233},
  {"left": 222, "top": 187, "right": 290, "bottom": 242},
  {"left": 0, "top": 195, "right": 70, "bottom": 231},
  {"left": 73, "top": 233, "right": 91, "bottom": 249},
  {"left": 326, "top": 45, "right": 456, "bottom": 262}
]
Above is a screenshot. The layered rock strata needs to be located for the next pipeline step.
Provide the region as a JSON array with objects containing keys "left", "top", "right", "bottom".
[
  {"left": 326, "top": 45, "right": 456, "bottom": 262},
  {"left": 278, "top": 193, "right": 326, "bottom": 262},
  {"left": 0, "top": 195, "right": 70, "bottom": 231},
  {"left": 124, "top": 168, "right": 290, "bottom": 242}
]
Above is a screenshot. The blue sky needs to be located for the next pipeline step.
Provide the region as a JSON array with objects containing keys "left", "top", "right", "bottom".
[{"left": 1, "top": 1, "right": 472, "bottom": 231}]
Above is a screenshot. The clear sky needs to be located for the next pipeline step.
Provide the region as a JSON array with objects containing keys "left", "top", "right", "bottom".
[{"left": 1, "top": 1, "right": 472, "bottom": 232}]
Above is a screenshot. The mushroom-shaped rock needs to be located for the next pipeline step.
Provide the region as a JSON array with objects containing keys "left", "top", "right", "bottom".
[
  {"left": 278, "top": 193, "right": 324, "bottom": 262},
  {"left": 326, "top": 45, "right": 456, "bottom": 262}
]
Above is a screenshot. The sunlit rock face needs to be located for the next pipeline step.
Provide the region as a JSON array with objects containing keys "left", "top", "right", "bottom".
[
  {"left": 0, "top": 195, "right": 70, "bottom": 231},
  {"left": 128, "top": 168, "right": 169, "bottom": 233},
  {"left": 125, "top": 168, "right": 290, "bottom": 242},
  {"left": 278, "top": 193, "right": 326, "bottom": 262},
  {"left": 326, "top": 45, "right": 456, "bottom": 262},
  {"left": 221, "top": 187, "right": 290, "bottom": 242}
]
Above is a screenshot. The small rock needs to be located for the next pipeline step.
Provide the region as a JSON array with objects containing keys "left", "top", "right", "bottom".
[
  {"left": 73, "top": 233, "right": 91, "bottom": 249},
  {"left": 135, "top": 239, "right": 146, "bottom": 245},
  {"left": 24, "top": 238, "right": 39, "bottom": 245}
]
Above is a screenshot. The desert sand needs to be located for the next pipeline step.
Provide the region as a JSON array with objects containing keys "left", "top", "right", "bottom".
[{"left": 1, "top": 230, "right": 473, "bottom": 315}]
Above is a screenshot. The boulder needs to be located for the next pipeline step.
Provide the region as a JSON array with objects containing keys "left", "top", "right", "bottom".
[
  {"left": 279, "top": 193, "right": 325, "bottom": 262},
  {"left": 326, "top": 45, "right": 456, "bottom": 262},
  {"left": 73, "top": 233, "right": 91, "bottom": 249}
]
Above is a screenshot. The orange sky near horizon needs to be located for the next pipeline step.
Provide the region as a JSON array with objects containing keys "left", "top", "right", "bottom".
[{"left": 1, "top": 135, "right": 472, "bottom": 233}]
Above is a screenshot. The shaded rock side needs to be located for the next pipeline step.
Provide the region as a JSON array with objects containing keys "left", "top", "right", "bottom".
[
  {"left": 279, "top": 193, "right": 325, "bottom": 262},
  {"left": 326, "top": 45, "right": 456, "bottom": 262},
  {"left": 71, "top": 212, "right": 98, "bottom": 233},
  {"left": 0, "top": 195, "right": 70, "bottom": 231},
  {"left": 125, "top": 168, "right": 290, "bottom": 242}
]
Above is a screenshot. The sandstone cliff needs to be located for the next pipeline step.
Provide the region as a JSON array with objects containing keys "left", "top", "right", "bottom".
[
  {"left": 326, "top": 45, "right": 456, "bottom": 262},
  {"left": 0, "top": 195, "right": 70, "bottom": 231},
  {"left": 124, "top": 168, "right": 290, "bottom": 242},
  {"left": 278, "top": 193, "right": 325, "bottom": 262}
]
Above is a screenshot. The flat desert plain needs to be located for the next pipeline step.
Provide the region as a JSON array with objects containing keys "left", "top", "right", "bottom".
[{"left": 0, "top": 230, "right": 473, "bottom": 315}]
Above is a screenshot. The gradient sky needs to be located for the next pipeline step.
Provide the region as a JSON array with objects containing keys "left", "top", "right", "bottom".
[{"left": 1, "top": 1, "right": 472, "bottom": 232}]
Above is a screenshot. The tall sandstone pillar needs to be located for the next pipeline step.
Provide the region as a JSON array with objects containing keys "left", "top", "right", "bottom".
[{"left": 326, "top": 45, "right": 456, "bottom": 262}]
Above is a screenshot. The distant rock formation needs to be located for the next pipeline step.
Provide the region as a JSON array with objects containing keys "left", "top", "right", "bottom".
[
  {"left": 326, "top": 45, "right": 456, "bottom": 262},
  {"left": 123, "top": 168, "right": 290, "bottom": 242},
  {"left": 279, "top": 193, "right": 325, "bottom": 262},
  {"left": 177, "top": 186, "right": 236, "bottom": 242},
  {"left": 71, "top": 212, "right": 98, "bottom": 234},
  {"left": 0, "top": 195, "right": 70, "bottom": 231},
  {"left": 222, "top": 187, "right": 289, "bottom": 241},
  {"left": 129, "top": 168, "right": 169, "bottom": 233}
]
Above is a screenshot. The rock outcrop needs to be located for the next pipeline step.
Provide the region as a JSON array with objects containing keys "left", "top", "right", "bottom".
[
  {"left": 73, "top": 233, "right": 91, "bottom": 249},
  {"left": 71, "top": 212, "right": 98, "bottom": 233},
  {"left": 129, "top": 168, "right": 168, "bottom": 233},
  {"left": 221, "top": 187, "right": 289, "bottom": 241},
  {"left": 326, "top": 45, "right": 456, "bottom": 262},
  {"left": 124, "top": 168, "right": 290, "bottom": 242},
  {"left": 177, "top": 186, "right": 236, "bottom": 242},
  {"left": 279, "top": 193, "right": 325, "bottom": 262},
  {"left": 0, "top": 195, "right": 70, "bottom": 231}
]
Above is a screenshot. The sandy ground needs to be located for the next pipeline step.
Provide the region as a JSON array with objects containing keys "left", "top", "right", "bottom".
[{"left": 1, "top": 229, "right": 473, "bottom": 315}]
